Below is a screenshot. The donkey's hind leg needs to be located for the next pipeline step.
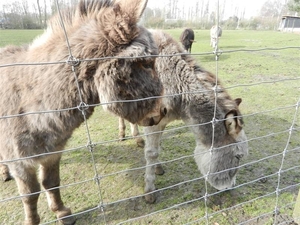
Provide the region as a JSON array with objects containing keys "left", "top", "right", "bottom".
[
  {"left": 143, "top": 122, "right": 167, "bottom": 203},
  {"left": 129, "top": 123, "right": 145, "bottom": 148},
  {"left": 118, "top": 117, "right": 126, "bottom": 141},
  {"left": 10, "top": 164, "right": 41, "bottom": 225},
  {"left": 119, "top": 118, "right": 145, "bottom": 147},
  {"left": 40, "top": 155, "right": 75, "bottom": 225}
]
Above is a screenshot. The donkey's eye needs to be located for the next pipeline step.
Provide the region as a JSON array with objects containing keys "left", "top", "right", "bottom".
[
  {"left": 142, "top": 61, "right": 154, "bottom": 69},
  {"left": 118, "top": 59, "right": 125, "bottom": 67}
]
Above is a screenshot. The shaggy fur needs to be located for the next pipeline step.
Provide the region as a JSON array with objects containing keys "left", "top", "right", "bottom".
[
  {"left": 0, "top": 0, "right": 166, "bottom": 224},
  {"left": 179, "top": 28, "right": 195, "bottom": 53},
  {"left": 119, "top": 30, "right": 248, "bottom": 203}
]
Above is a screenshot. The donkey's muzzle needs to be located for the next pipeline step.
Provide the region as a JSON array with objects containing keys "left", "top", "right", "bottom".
[{"left": 137, "top": 107, "right": 167, "bottom": 126}]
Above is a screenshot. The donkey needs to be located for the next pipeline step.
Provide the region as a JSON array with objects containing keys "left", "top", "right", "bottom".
[
  {"left": 179, "top": 28, "right": 195, "bottom": 53},
  {"left": 119, "top": 30, "right": 248, "bottom": 203},
  {"left": 0, "top": 0, "right": 166, "bottom": 224},
  {"left": 210, "top": 25, "right": 222, "bottom": 49}
]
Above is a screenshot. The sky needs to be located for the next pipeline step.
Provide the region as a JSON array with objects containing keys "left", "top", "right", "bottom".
[
  {"left": 147, "top": 0, "right": 269, "bottom": 19},
  {"left": 0, "top": 0, "right": 284, "bottom": 19}
]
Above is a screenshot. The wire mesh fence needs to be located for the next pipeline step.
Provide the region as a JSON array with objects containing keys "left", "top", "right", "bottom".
[{"left": 0, "top": 1, "right": 299, "bottom": 225}]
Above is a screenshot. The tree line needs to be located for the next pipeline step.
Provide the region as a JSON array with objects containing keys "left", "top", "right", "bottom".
[
  {"left": 0, "top": 0, "right": 299, "bottom": 30},
  {"left": 0, "top": 0, "right": 78, "bottom": 29},
  {"left": 142, "top": 0, "right": 300, "bottom": 30}
]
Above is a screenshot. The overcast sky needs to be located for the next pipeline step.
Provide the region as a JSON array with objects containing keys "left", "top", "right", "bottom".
[
  {"left": 147, "top": 0, "right": 269, "bottom": 19},
  {"left": 0, "top": 0, "right": 286, "bottom": 19}
]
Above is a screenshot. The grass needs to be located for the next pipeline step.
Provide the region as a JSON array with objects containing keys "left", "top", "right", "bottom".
[
  {"left": 0, "top": 29, "right": 43, "bottom": 46},
  {"left": 0, "top": 29, "right": 299, "bottom": 225}
]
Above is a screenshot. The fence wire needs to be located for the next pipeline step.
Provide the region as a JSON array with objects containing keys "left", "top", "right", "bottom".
[
  {"left": 0, "top": 46, "right": 299, "bottom": 223},
  {"left": 0, "top": 3, "right": 300, "bottom": 225}
]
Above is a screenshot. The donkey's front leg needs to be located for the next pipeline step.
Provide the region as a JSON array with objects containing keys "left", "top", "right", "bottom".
[
  {"left": 40, "top": 155, "right": 76, "bottom": 225},
  {"left": 143, "top": 123, "right": 166, "bottom": 203},
  {"left": 11, "top": 165, "right": 41, "bottom": 225}
]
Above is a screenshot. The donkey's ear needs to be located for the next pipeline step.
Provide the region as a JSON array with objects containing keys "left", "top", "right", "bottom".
[
  {"left": 225, "top": 109, "right": 241, "bottom": 136},
  {"left": 235, "top": 98, "right": 242, "bottom": 106},
  {"left": 115, "top": 0, "right": 148, "bottom": 22}
]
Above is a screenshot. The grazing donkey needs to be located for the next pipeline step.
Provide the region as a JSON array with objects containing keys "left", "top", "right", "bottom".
[
  {"left": 0, "top": 0, "right": 166, "bottom": 224},
  {"left": 210, "top": 25, "right": 222, "bottom": 49},
  {"left": 119, "top": 30, "right": 248, "bottom": 203},
  {"left": 179, "top": 28, "right": 195, "bottom": 53}
]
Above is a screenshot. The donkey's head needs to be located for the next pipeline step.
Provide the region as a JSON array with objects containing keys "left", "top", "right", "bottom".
[
  {"left": 95, "top": 25, "right": 166, "bottom": 126},
  {"left": 92, "top": 0, "right": 166, "bottom": 126},
  {"left": 194, "top": 98, "right": 248, "bottom": 190},
  {"left": 52, "top": 0, "right": 167, "bottom": 126}
]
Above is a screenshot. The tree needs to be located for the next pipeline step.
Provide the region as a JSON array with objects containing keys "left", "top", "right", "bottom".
[
  {"left": 36, "top": 0, "right": 43, "bottom": 27},
  {"left": 166, "top": 0, "right": 179, "bottom": 19},
  {"left": 260, "top": 0, "right": 283, "bottom": 18},
  {"left": 44, "top": 0, "right": 47, "bottom": 27},
  {"left": 288, "top": 0, "right": 300, "bottom": 13},
  {"left": 1, "top": 0, "right": 42, "bottom": 29}
]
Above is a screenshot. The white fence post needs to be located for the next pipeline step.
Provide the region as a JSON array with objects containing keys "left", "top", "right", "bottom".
[{"left": 294, "top": 189, "right": 300, "bottom": 223}]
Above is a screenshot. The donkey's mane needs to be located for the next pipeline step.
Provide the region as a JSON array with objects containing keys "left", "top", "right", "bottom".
[
  {"left": 178, "top": 43, "right": 242, "bottom": 120},
  {"left": 37, "top": 0, "right": 142, "bottom": 57},
  {"left": 49, "top": 0, "right": 113, "bottom": 33},
  {"left": 173, "top": 48, "right": 239, "bottom": 117},
  {"left": 78, "top": 0, "right": 113, "bottom": 16},
  {"left": 153, "top": 30, "right": 243, "bottom": 122}
]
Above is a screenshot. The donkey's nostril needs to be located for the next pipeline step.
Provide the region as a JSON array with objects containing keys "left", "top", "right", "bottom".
[
  {"left": 235, "top": 154, "right": 243, "bottom": 160},
  {"left": 161, "top": 107, "right": 167, "bottom": 116},
  {"left": 149, "top": 117, "right": 155, "bottom": 126}
]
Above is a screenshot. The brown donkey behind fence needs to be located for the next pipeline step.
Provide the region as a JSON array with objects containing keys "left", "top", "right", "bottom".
[
  {"left": 0, "top": 0, "right": 166, "bottom": 224},
  {"left": 179, "top": 28, "right": 195, "bottom": 53}
]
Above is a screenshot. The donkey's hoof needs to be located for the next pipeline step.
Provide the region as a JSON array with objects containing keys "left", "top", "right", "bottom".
[
  {"left": 155, "top": 164, "right": 165, "bottom": 175},
  {"left": 57, "top": 208, "right": 76, "bottom": 225},
  {"left": 136, "top": 138, "right": 145, "bottom": 148},
  {"left": 60, "top": 217, "right": 76, "bottom": 225},
  {"left": 145, "top": 192, "right": 156, "bottom": 204},
  {"left": 23, "top": 216, "right": 40, "bottom": 225},
  {"left": 119, "top": 135, "right": 126, "bottom": 142}
]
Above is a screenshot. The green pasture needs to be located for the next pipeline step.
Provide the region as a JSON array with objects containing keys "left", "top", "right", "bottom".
[{"left": 0, "top": 29, "right": 299, "bottom": 224}]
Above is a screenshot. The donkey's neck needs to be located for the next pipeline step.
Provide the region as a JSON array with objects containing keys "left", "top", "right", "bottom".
[
  {"left": 184, "top": 68, "right": 235, "bottom": 148},
  {"left": 12, "top": 44, "right": 100, "bottom": 131}
]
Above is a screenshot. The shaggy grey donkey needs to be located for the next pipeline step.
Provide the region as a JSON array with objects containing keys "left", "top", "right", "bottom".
[{"left": 119, "top": 30, "right": 248, "bottom": 203}]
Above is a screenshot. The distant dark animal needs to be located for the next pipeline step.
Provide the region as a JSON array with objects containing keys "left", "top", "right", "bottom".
[
  {"left": 0, "top": 0, "right": 166, "bottom": 224},
  {"left": 119, "top": 30, "right": 248, "bottom": 203},
  {"left": 210, "top": 25, "right": 222, "bottom": 48},
  {"left": 180, "top": 28, "right": 195, "bottom": 53}
]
